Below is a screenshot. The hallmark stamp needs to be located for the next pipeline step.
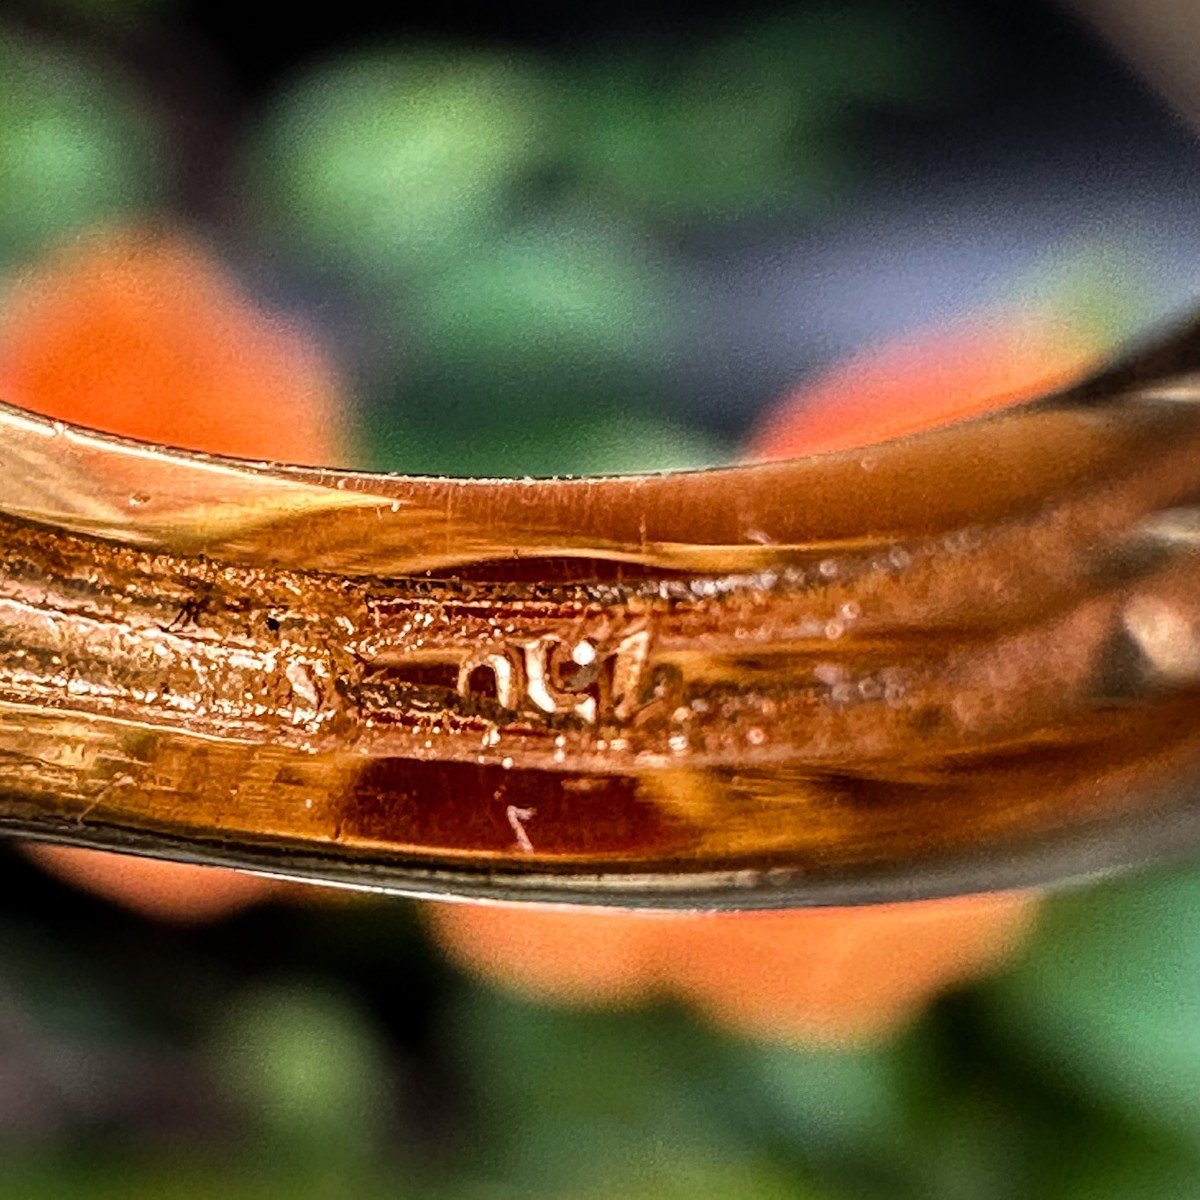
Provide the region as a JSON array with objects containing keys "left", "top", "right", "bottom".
[{"left": 456, "top": 625, "right": 651, "bottom": 724}]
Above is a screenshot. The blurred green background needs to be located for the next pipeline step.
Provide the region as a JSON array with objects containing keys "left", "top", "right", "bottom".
[
  {"left": 12, "top": 854, "right": 1200, "bottom": 1199},
  {"left": 6, "top": 0, "right": 1200, "bottom": 476},
  {"left": 4, "top": 0, "right": 1200, "bottom": 1195}
]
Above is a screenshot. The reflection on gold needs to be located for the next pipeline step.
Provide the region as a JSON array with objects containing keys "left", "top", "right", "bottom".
[{"left": 6, "top": 312, "right": 1200, "bottom": 904}]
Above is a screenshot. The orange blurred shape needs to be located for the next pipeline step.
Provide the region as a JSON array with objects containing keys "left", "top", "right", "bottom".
[
  {"left": 0, "top": 227, "right": 340, "bottom": 464},
  {"left": 0, "top": 226, "right": 343, "bottom": 920},
  {"left": 749, "top": 311, "right": 1100, "bottom": 458},
  {"left": 433, "top": 895, "right": 1035, "bottom": 1045},
  {"left": 32, "top": 851, "right": 273, "bottom": 925},
  {"left": 430, "top": 308, "right": 1103, "bottom": 1043}
]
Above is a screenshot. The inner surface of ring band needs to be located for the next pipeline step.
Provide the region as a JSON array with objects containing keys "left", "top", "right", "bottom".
[{"left": 5, "top": 314, "right": 1200, "bottom": 906}]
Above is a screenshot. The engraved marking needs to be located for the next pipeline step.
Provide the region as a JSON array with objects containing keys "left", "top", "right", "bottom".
[
  {"left": 523, "top": 635, "right": 597, "bottom": 722},
  {"left": 84, "top": 770, "right": 139, "bottom": 824},
  {"left": 165, "top": 594, "right": 206, "bottom": 632},
  {"left": 285, "top": 661, "right": 320, "bottom": 709},
  {"left": 610, "top": 627, "right": 651, "bottom": 719},
  {"left": 506, "top": 804, "right": 536, "bottom": 853},
  {"left": 457, "top": 650, "right": 522, "bottom": 709},
  {"left": 453, "top": 625, "right": 652, "bottom": 725}
]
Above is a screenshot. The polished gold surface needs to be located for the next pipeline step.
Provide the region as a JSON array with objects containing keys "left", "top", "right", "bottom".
[{"left": 5, "top": 316, "right": 1200, "bottom": 905}]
